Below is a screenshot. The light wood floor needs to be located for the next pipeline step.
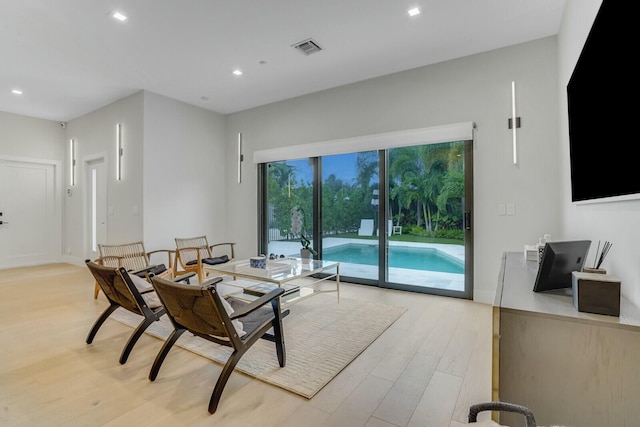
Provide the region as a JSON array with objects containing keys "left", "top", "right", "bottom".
[{"left": 0, "top": 263, "right": 493, "bottom": 426}]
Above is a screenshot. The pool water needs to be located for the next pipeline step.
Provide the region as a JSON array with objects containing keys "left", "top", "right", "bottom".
[{"left": 322, "top": 243, "right": 464, "bottom": 274}]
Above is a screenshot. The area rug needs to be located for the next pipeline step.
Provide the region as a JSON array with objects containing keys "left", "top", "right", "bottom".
[{"left": 111, "top": 293, "right": 406, "bottom": 398}]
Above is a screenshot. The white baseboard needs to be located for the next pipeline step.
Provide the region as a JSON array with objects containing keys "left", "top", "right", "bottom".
[{"left": 60, "top": 255, "right": 86, "bottom": 267}]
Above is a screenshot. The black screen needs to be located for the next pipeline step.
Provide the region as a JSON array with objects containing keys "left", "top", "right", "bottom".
[
  {"left": 567, "top": 0, "right": 636, "bottom": 202},
  {"left": 533, "top": 240, "right": 591, "bottom": 293}
]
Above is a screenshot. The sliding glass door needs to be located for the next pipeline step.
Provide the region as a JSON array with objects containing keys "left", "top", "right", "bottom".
[
  {"left": 320, "top": 152, "right": 379, "bottom": 281},
  {"left": 263, "top": 159, "right": 314, "bottom": 260},
  {"left": 385, "top": 141, "right": 472, "bottom": 297},
  {"left": 259, "top": 139, "right": 473, "bottom": 299}
]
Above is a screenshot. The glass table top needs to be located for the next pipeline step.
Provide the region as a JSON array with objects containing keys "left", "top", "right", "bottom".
[{"left": 205, "top": 257, "right": 339, "bottom": 284}]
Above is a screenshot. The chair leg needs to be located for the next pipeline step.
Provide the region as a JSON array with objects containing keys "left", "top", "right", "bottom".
[
  {"left": 208, "top": 350, "right": 245, "bottom": 414},
  {"left": 119, "top": 315, "right": 157, "bottom": 365},
  {"left": 271, "top": 300, "right": 286, "bottom": 367},
  {"left": 94, "top": 282, "right": 100, "bottom": 299},
  {"left": 86, "top": 304, "right": 119, "bottom": 344},
  {"left": 149, "top": 328, "right": 186, "bottom": 381}
]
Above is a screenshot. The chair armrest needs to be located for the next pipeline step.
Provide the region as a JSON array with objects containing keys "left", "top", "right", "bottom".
[
  {"left": 209, "top": 242, "right": 236, "bottom": 259},
  {"left": 172, "top": 272, "right": 197, "bottom": 283},
  {"left": 130, "top": 264, "right": 159, "bottom": 275},
  {"left": 228, "top": 287, "right": 285, "bottom": 320},
  {"left": 94, "top": 255, "right": 122, "bottom": 266},
  {"left": 200, "top": 276, "right": 224, "bottom": 287},
  {"left": 175, "top": 246, "right": 204, "bottom": 267},
  {"left": 468, "top": 402, "right": 536, "bottom": 426},
  {"left": 147, "top": 249, "right": 175, "bottom": 269}
]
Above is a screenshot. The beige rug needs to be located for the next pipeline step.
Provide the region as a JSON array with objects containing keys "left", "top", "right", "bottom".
[{"left": 111, "top": 293, "right": 406, "bottom": 398}]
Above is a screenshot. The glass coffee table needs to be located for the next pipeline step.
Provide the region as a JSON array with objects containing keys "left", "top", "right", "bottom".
[{"left": 204, "top": 257, "right": 340, "bottom": 305}]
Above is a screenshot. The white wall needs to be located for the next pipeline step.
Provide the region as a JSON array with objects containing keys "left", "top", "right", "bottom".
[
  {"left": 63, "top": 92, "right": 144, "bottom": 263},
  {"left": 225, "top": 37, "right": 561, "bottom": 303},
  {"left": 10, "top": 5, "right": 628, "bottom": 309},
  {"left": 0, "top": 111, "right": 64, "bottom": 160},
  {"left": 0, "top": 111, "right": 65, "bottom": 264},
  {"left": 60, "top": 91, "right": 228, "bottom": 265},
  {"left": 142, "top": 92, "right": 228, "bottom": 255},
  {"left": 558, "top": 0, "right": 640, "bottom": 307}
]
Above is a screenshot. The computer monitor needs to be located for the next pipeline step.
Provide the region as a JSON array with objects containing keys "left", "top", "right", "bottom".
[{"left": 533, "top": 240, "right": 591, "bottom": 293}]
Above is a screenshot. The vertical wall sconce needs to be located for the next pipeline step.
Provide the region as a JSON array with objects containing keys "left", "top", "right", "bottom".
[
  {"left": 508, "top": 81, "right": 521, "bottom": 165},
  {"left": 116, "top": 123, "right": 123, "bottom": 181},
  {"left": 69, "top": 139, "right": 76, "bottom": 186},
  {"left": 237, "top": 132, "right": 244, "bottom": 184}
]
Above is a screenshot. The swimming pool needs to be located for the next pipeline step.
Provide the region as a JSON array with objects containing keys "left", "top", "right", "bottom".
[{"left": 321, "top": 243, "right": 464, "bottom": 274}]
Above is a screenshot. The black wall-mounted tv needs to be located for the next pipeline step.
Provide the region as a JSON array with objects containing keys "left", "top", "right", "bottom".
[{"left": 567, "top": 0, "right": 636, "bottom": 202}]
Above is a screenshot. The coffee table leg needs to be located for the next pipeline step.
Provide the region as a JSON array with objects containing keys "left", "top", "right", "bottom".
[{"left": 336, "top": 264, "right": 340, "bottom": 303}]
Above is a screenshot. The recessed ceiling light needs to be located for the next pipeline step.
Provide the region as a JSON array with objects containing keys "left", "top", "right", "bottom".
[
  {"left": 112, "top": 12, "right": 127, "bottom": 21},
  {"left": 11, "top": 89, "right": 23, "bottom": 95},
  {"left": 408, "top": 7, "right": 421, "bottom": 17},
  {"left": 232, "top": 69, "right": 243, "bottom": 76}
]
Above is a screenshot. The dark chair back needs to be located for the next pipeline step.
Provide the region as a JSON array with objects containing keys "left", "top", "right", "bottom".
[
  {"left": 89, "top": 261, "right": 144, "bottom": 314},
  {"left": 151, "top": 277, "right": 232, "bottom": 341},
  {"left": 85, "top": 260, "right": 165, "bottom": 364},
  {"left": 149, "top": 274, "right": 288, "bottom": 414}
]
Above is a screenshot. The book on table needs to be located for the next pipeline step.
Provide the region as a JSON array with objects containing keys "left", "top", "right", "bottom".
[{"left": 243, "top": 282, "right": 300, "bottom": 297}]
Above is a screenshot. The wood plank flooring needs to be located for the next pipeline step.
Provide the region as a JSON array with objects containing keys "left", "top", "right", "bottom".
[{"left": 0, "top": 263, "right": 494, "bottom": 426}]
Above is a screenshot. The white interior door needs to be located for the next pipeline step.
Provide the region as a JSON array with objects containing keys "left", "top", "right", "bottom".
[
  {"left": 85, "top": 158, "right": 107, "bottom": 260},
  {"left": 0, "top": 159, "right": 57, "bottom": 268}
]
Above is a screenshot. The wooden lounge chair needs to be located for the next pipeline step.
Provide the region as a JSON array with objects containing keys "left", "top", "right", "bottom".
[
  {"left": 149, "top": 274, "right": 288, "bottom": 414},
  {"left": 93, "top": 241, "right": 174, "bottom": 299},
  {"left": 85, "top": 260, "right": 189, "bottom": 364},
  {"left": 174, "top": 236, "right": 235, "bottom": 283}
]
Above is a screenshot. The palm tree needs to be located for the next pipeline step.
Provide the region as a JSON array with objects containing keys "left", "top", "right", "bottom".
[
  {"left": 389, "top": 146, "right": 424, "bottom": 227},
  {"left": 416, "top": 144, "right": 454, "bottom": 233}
]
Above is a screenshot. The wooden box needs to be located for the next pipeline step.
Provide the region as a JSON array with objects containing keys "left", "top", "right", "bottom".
[{"left": 571, "top": 272, "right": 621, "bottom": 316}]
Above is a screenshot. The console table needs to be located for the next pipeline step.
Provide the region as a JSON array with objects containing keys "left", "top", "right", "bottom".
[{"left": 493, "top": 252, "right": 640, "bottom": 426}]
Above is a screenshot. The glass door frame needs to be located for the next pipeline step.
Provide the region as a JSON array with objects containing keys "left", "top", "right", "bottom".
[
  {"left": 258, "top": 140, "right": 473, "bottom": 300},
  {"left": 376, "top": 142, "right": 474, "bottom": 300}
]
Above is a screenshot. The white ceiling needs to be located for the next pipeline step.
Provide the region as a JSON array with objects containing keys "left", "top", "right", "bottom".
[{"left": 1, "top": 0, "right": 566, "bottom": 122}]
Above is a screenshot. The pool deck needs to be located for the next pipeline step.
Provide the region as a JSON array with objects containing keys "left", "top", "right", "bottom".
[{"left": 268, "top": 238, "right": 465, "bottom": 292}]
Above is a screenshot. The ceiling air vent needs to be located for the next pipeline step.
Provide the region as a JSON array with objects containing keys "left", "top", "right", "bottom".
[{"left": 292, "top": 38, "right": 322, "bottom": 55}]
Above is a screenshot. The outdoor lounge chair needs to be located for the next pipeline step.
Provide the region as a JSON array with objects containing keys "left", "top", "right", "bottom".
[
  {"left": 358, "top": 219, "right": 374, "bottom": 236},
  {"left": 149, "top": 274, "right": 289, "bottom": 414}
]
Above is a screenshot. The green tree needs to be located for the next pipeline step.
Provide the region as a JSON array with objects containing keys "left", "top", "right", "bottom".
[
  {"left": 436, "top": 142, "right": 465, "bottom": 229},
  {"left": 388, "top": 142, "right": 465, "bottom": 236}
]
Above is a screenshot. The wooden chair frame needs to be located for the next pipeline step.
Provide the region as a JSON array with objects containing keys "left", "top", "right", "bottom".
[
  {"left": 94, "top": 241, "right": 174, "bottom": 299},
  {"left": 174, "top": 236, "right": 235, "bottom": 283},
  {"left": 85, "top": 260, "right": 186, "bottom": 364},
  {"left": 149, "top": 274, "right": 288, "bottom": 414}
]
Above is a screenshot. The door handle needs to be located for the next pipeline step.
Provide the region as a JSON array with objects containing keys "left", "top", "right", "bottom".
[
  {"left": 464, "top": 211, "right": 471, "bottom": 230},
  {"left": 0, "top": 221, "right": 8, "bottom": 225}
]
